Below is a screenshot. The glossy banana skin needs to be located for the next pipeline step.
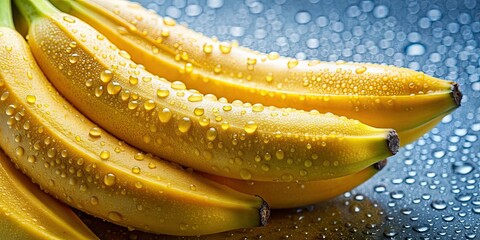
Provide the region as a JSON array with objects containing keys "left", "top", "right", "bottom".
[
  {"left": 52, "top": 0, "right": 461, "bottom": 145},
  {"left": 204, "top": 160, "right": 387, "bottom": 209},
  {"left": 26, "top": 1, "right": 398, "bottom": 182},
  {"left": 0, "top": 148, "right": 99, "bottom": 240},
  {"left": 0, "top": 18, "right": 268, "bottom": 236}
]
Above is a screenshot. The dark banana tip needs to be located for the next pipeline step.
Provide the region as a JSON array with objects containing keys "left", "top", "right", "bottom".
[
  {"left": 387, "top": 130, "right": 399, "bottom": 155},
  {"left": 257, "top": 196, "right": 270, "bottom": 226},
  {"left": 373, "top": 159, "right": 388, "bottom": 170},
  {"left": 451, "top": 82, "right": 463, "bottom": 106}
]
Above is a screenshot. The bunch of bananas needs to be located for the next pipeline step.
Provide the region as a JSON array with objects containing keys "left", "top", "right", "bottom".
[{"left": 0, "top": 0, "right": 461, "bottom": 237}]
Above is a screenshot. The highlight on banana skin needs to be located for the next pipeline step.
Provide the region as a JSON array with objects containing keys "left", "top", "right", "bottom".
[{"left": 0, "top": 0, "right": 462, "bottom": 237}]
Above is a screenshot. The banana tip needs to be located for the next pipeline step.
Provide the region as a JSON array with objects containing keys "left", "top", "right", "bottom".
[
  {"left": 373, "top": 159, "right": 388, "bottom": 170},
  {"left": 387, "top": 130, "right": 399, "bottom": 155},
  {"left": 451, "top": 82, "right": 463, "bottom": 106},
  {"left": 257, "top": 196, "right": 270, "bottom": 226}
]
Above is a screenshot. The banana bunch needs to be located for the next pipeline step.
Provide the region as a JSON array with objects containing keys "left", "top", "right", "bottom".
[
  {"left": 51, "top": 0, "right": 462, "bottom": 146},
  {"left": 1, "top": 1, "right": 267, "bottom": 236},
  {"left": 0, "top": 0, "right": 461, "bottom": 237}
]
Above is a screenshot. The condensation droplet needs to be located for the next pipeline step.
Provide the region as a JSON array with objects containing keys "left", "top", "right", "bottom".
[
  {"left": 103, "top": 173, "right": 116, "bottom": 186},
  {"left": 89, "top": 127, "right": 102, "bottom": 138},
  {"left": 100, "top": 70, "right": 113, "bottom": 83},
  {"left": 244, "top": 121, "right": 258, "bottom": 134},
  {"left": 178, "top": 117, "right": 192, "bottom": 133}
]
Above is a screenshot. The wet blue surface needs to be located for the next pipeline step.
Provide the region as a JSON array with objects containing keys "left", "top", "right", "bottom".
[{"left": 133, "top": 0, "right": 479, "bottom": 239}]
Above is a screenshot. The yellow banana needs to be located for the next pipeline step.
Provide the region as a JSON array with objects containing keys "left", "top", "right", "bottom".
[
  {"left": 1, "top": 5, "right": 96, "bottom": 239},
  {"left": 1, "top": 5, "right": 268, "bottom": 236},
  {"left": 0, "top": 148, "right": 99, "bottom": 240},
  {"left": 50, "top": 0, "right": 462, "bottom": 145},
  {"left": 204, "top": 160, "right": 387, "bottom": 209},
  {"left": 20, "top": 0, "right": 399, "bottom": 182}
]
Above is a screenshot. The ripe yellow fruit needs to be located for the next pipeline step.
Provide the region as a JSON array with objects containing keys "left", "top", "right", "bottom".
[
  {"left": 24, "top": 0, "right": 398, "bottom": 182},
  {"left": 204, "top": 160, "right": 387, "bottom": 209},
  {"left": 1, "top": 9, "right": 268, "bottom": 236}
]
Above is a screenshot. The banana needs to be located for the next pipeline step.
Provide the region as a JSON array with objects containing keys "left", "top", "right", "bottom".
[
  {"left": 0, "top": 149, "right": 99, "bottom": 240},
  {"left": 204, "top": 160, "right": 387, "bottom": 209},
  {"left": 1, "top": 4, "right": 269, "bottom": 236},
  {"left": 0, "top": 4, "right": 97, "bottom": 239},
  {"left": 50, "top": 0, "right": 462, "bottom": 146},
  {"left": 19, "top": 0, "right": 399, "bottom": 182}
]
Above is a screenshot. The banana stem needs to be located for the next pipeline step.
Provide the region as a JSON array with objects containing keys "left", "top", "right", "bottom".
[
  {"left": 13, "top": 0, "right": 60, "bottom": 26},
  {"left": 0, "top": 0, "right": 14, "bottom": 28}
]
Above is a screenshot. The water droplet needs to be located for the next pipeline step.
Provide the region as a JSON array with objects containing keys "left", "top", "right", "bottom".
[
  {"left": 383, "top": 227, "right": 398, "bottom": 237},
  {"left": 143, "top": 100, "right": 156, "bottom": 111},
  {"left": 281, "top": 173, "right": 294, "bottom": 182},
  {"left": 188, "top": 93, "right": 203, "bottom": 102},
  {"left": 275, "top": 149, "right": 284, "bottom": 160},
  {"left": 287, "top": 59, "right": 299, "bottom": 68},
  {"left": 107, "top": 81, "right": 122, "bottom": 95},
  {"left": 405, "top": 43, "right": 426, "bottom": 56},
  {"left": 108, "top": 211, "right": 122, "bottom": 222},
  {"left": 171, "top": 81, "right": 186, "bottom": 90},
  {"left": 129, "top": 76, "right": 138, "bottom": 85},
  {"left": 452, "top": 162, "right": 474, "bottom": 175},
  {"left": 206, "top": 128, "right": 217, "bottom": 141},
  {"left": 156, "top": 88, "right": 170, "bottom": 98},
  {"left": 295, "top": 11, "right": 312, "bottom": 24},
  {"left": 268, "top": 52, "right": 280, "bottom": 60},
  {"left": 390, "top": 191, "right": 405, "bottom": 199},
  {"left": 442, "top": 215, "right": 454, "bottom": 222},
  {"left": 131, "top": 166, "right": 141, "bottom": 174},
  {"left": 69, "top": 53, "right": 79, "bottom": 64},
  {"left": 213, "top": 64, "right": 222, "bottom": 74},
  {"left": 90, "top": 196, "right": 99, "bottom": 205},
  {"left": 431, "top": 200, "right": 447, "bottom": 210},
  {"left": 100, "top": 70, "right": 113, "bottom": 83},
  {"left": 158, "top": 108, "right": 172, "bottom": 123},
  {"left": 203, "top": 43, "right": 213, "bottom": 54},
  {"left": 220, "top": 121, "right": 229, "bottom": 130},
  {"left": 179, "top": 223, "right": 189, "bottom": 231},
  {"left": 27, "top": 155, "right": 36, "bottom": 163},
  {"left": 89, "top": 127, "right": 102, "bottom": 138},
  {"left": 456, "top": 193, "right": 472, "bottom": 202},
  {"left": 413, "top": 225, "right": 429, "bottom": 233},
  {"left": 127, "top": 100, "right": 138, "bottom": 110},
  {"left": 355, "top": 66, "right": 367, "bottom": 74},
  {"left": 244, "top": 121, "right": 258, "bottom": 134},
  {"left": 26, "top": 95, "right": 36, "bottom": 104},
  {"left": 15, "top": 147, "right": 24, "bottom": 157},
  {"left": 1, "top": 92, "right": 9, "bottom": 101},
  {"left": 178, "top": 117, "right": 192, "bottom": 133},
  {"left": 163, "top": 17, "right": 176, "bottom": 26},
  {"left": 100, "top": 150, "right": 110, "bottom": 160},
  {"left": 252, "top": 103, "right": 264, "bottom": 112},
  {"left": 373, "top": 5, "right": 389, "bottom": 18},
  {"left": 374, "top": 185, "right": 386, "bottom": 193},
  {"left": 63, "top": 16, "right": 76, "bottom": 23},
  {"left": 118, "top": 50, "right": 130, "bottom": 59},
  {"left": 104, "top": 173, "right": 116, "bottom": 186},
  {"left": 239, "top": 169, "right": 252, "bottom": 180},
  {"left": 219, "top": 42, "right": 231, "bottom": 54}
]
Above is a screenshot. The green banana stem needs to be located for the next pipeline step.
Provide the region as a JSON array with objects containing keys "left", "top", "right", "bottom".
[
  {"left": 13, "top": 0, "right": 60, "bottom": 26},
  {"left": 0, "top": 0, "right": 14, "bottom": 28}
]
